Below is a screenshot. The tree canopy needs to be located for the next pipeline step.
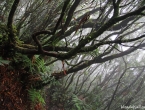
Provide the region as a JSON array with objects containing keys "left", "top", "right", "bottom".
[{"left": 1, "top": 0, "right": 145, "bottom": 109}]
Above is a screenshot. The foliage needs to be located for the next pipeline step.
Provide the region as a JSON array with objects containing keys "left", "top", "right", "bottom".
[
  {"left": 46, "top": 79, "right": 91, "bottom": 110},
  {"left": 71, "top": 94, "right": 90, "bottom": 110},
  {"left": 0, "top": 57, "right": 10, "bottom": 66},
  {"left": 28, "top": 89, "right": 45, "bottom": 108},
  {"left": 0, "top": 25, "right": 8, "bottom": 44},
  {"left": 13, "top": 53, "right": 32, "bottom": 69},
  {"left": 32, "top": 56, "right": 46, "bottom": 73},
  {"left": 45, "top": 50, "right": 145, "bottom": 109},
  {"left": 1, "top": 0, "right": 145, "bottom": 109}
]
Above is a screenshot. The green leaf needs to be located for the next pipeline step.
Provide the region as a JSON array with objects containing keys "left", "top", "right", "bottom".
[{"left": 0, "top": 57, "right": 10, "bottom": 66}]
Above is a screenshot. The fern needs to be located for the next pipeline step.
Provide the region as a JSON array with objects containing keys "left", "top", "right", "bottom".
[
  {"left": 12, "top": 53, "right": 32, "bottom": 70},
  {"left": 0, "top": 57, "right": 10, "bottom": 66},
  {"left": 28, "top": 89, "right": 45, "bottom": 108},
  {"left": 72, "top": 95, "right": 84, "bottom": 110},
  {"left": 33, "top": 56, "right": 46, "bottom": 73},
  {"left": 72, "top": 94, "right": 90, "bottom": 110}
]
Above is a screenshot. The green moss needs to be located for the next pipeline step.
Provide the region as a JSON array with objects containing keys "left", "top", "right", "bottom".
[
  {"left": 0, "top": 24, "right": 9, "bottom": 45},
  {"left": 0, "top": 24, "right": 25, "bottom": 58}
]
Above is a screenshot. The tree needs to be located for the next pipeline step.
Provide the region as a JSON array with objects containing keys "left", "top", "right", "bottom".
[
  {"left": 1, "top": 0, "right": 145, "bottom": 109},
  {"left": 45, "top": 50, "right": 145, "bottom": 110}
]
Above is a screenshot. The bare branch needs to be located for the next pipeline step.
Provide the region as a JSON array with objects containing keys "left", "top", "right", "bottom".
[{"left": 7, "top": 0, "right": 20, "bottom": 28}]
